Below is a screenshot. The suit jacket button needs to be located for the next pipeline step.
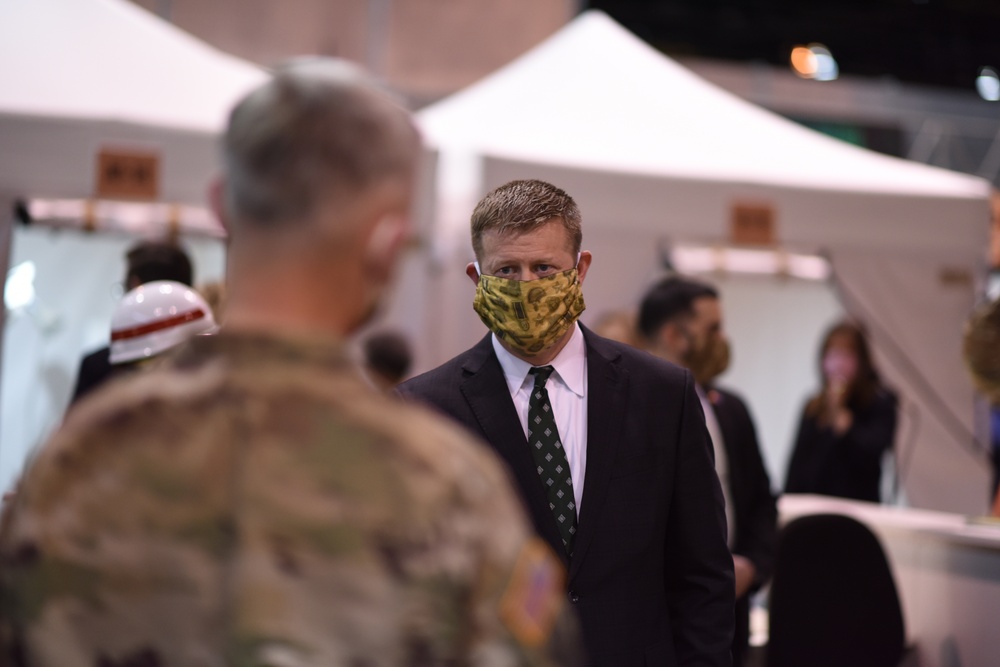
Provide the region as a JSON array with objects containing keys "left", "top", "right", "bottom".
[{"left": 569, "top": 591, "right": 580, "bottom": 604}]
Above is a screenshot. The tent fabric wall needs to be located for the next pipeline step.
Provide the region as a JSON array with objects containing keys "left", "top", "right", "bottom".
[
  {"left": 479, "top": 156, "right": 989, "bottom": 256},
  {"left": 0, "top": 0, "right": 266, "bottom": 207},
  {"left": 414, "top": 11, "right": 994, "bottom": 514},
  {"left": 0, "top": 114, "right": 222, "bottom": 206},
  {"left": 0, "top": 0, "right": 264, "bottom": 132}
]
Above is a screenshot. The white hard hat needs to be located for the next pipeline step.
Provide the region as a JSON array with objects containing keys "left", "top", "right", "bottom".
[{"left": 110, "top": 280, "right": 217, "bottom": 365}]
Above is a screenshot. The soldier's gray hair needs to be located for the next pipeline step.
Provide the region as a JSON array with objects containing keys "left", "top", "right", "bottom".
[{"left": 223, "top": 58, "right": 420, "bottom": 227}]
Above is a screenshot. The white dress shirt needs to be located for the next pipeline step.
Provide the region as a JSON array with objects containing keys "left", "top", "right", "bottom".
[
  {"left": 697, "top": 385, "right": 735, "bottom": 547},
  {"left": 492, "top": 323, "right": 588, "bottom": 518}
]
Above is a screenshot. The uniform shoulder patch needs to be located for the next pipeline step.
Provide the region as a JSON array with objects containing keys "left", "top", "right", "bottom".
[{"left": 499, "top": 537, "right": 566, "bottom": 648}]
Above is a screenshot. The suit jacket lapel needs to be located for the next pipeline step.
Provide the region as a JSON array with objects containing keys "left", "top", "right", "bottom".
[
  {"left": 569, "top": 326, "right": 627, "bottom": 581},
  {"left": 459, "top": 335, "right": 568, "bottom": 565}
]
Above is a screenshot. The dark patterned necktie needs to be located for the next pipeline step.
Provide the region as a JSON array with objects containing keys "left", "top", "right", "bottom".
[{"left": 527, "top": 365, "right": 577, "bottom": 555}]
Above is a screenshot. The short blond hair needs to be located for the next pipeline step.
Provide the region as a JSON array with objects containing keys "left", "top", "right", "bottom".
[{"left": 471, "top": 180, "right": 582, "bottom": 261}]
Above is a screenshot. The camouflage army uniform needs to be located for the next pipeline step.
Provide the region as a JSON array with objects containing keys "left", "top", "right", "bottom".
[{"left": 0, "top": 333, "right": 581, "bottom": 667}]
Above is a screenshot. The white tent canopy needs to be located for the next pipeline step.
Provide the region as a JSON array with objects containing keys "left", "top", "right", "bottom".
[
  {"left": 420, "top": 10, "right": 987, "bottom": 250},
  {"left": 410, "top": 11, "right": 994, "bottom": 514},
  {"left": 0, "top": 0, "right": 267, "bottom": 207}
]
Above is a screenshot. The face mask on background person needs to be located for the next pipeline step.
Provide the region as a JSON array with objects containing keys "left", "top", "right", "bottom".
[
  {"left": 472, "top": 267, "right": 586, "bottom": 358},
  {"left": 683, "top": 329, "right": 731, "bottom": 387},
  {"left": 823, "top": 348, "right": 858, "bottom": 386}
]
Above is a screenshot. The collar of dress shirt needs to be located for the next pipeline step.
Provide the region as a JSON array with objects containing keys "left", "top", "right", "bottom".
[{"left": 491, "top": 323, "right": 587, "bottom": 399}]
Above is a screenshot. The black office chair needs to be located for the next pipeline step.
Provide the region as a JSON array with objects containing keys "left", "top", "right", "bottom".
[{"left": 767, "top": 513, "right": 905, "bottom": 667}]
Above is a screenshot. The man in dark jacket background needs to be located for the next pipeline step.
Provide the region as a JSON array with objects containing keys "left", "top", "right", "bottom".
[
  {"left": 69, "top": 240, "right": 193, "bottom": 404},
  {"left": 639, "top": 275, "right": 778, "bottom": 667}
]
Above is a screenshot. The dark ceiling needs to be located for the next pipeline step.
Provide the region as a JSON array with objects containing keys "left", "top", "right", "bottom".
[{"left": 586, "top": 0, "right": 1000, "bottom": 92}]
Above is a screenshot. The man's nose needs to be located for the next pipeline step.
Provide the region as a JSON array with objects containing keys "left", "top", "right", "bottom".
[{"left": 522, "top": 268, "right": 540, "bottom": 281}]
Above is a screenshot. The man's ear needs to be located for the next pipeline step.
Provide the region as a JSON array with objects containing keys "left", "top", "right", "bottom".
[
  {"left": 208, "top": 176, "right": 229, "bottom": 235},
  {"left": 577, "top": 250, "right": 593, "bottom": 284},
  {"left": 658, "top": 320, "right": 690, "bottom": 363},
  {"left": 654, "top": 322, "right": 685, "bottom": 362},
  {"left": 364, "top": 214, "right": 409, "bottom": 281},
  {"left": 465, "top": 262, "right": 480, "bottom": 286}
]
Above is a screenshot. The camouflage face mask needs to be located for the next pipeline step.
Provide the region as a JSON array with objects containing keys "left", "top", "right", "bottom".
[
  {"left": 473, "top": 268, "right": 587, "bottom": 358},
  {"left": 688, "top": 335, "right": 731, "bottom": 387}
]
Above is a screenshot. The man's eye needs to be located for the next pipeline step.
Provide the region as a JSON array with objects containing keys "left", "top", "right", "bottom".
[
  {"left": 537, "top": 265, "right": 552, "bottom": 273},
  {"left": 497, "top": 267, "right": 513, "bottom": 275}
]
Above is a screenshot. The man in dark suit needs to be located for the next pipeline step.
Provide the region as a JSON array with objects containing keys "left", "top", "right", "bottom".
[
  {"left": 638, "top": 276, "right": 778, "bottom": 667},
  {"left": 399, "top": 180, "right": 734, "bottom": 667}
]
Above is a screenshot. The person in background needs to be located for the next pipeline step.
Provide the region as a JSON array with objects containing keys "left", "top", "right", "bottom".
[
  {"left": 400, "top": 179, "right": 734, "bottom": 667},
  {"left": 785, "top": 320, "right": 898, "bottom": 503},
  {"left": 107, "top": 280, "right": 218, "bottom": 373},
  {"left": 0, "top": 59, "right": 581, "bottom": 667},
  {"left": 69, "top": 240, "right": 193, "bottom": 404},
  {"left": 363, "top": 329, "right": 413, "bottom": 391},
  {"left": 638, "top": 275, "right": 777, "bottom": 667}
]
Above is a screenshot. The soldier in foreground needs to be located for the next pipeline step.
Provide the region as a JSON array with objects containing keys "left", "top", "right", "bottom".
[{"left": 0, "top": 59, "right": 580, "bottom": 667}]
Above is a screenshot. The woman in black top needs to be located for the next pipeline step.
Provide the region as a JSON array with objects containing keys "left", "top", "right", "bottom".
[{"left": 785, "top": 321, "right": 898, "bottom": 503}]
